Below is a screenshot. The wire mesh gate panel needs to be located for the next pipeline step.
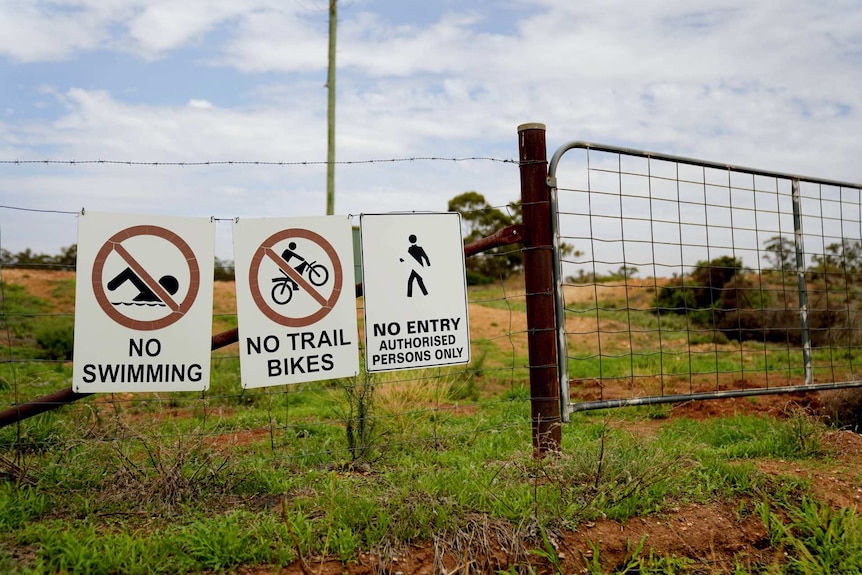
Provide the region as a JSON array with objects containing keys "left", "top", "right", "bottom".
[{"left": 548, "top": 142, "right": 862, "bottom": 416}]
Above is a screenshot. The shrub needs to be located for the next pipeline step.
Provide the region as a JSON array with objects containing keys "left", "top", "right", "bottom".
[
  {"left": 34, "top": 317, "right": 75, "bottom": 361},
  {"left": 466, "top": 270, "right": 493, "bottom": 285},
  {"left": 818, "top": 388, "right": 862, "bottom": 431},
  {"left": 214, "top": 257, "right": 236, "bottom": 281},
  {"left": 655, "top": 256, "right": 744, "bottom": 315}
]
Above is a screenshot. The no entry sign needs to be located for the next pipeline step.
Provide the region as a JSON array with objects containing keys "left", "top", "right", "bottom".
[
  {"left": 72, "top": 212, "right": 215, "bottom": 393},
  {"left": 233, "top": 216, "right": 359, "bottom": 388},
  {"left": 360, "top": 212, "right": 470, "bottom": 372}
]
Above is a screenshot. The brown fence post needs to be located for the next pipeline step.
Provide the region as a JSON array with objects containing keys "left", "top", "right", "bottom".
[{"left": 518, "top": 122, "right": 561, "bottom": 455}]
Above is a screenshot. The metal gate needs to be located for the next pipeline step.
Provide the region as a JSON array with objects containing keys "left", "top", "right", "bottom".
[{"left": 547, "top": 142, "right": 862, "bottom": 417}]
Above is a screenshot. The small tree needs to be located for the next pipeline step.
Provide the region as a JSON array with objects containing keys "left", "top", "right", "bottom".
[
  {"left": 762, "top": 235, "right": 795, "bottom": 273},
  {"left": 448, "top": 191, "right": 521, "bottom": 283},
  {"left": 808, "top": 238, "right": 862, "bottom": 287},
  {"left": 54, "top": 244, "right": 77, "bottom": 270},
  {"left": 448, "top": 191, "right": 579, "bottom": 284}
]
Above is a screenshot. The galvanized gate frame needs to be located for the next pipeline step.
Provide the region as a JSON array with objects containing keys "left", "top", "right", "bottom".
[{"left": 547, "top": 141, "right": 862, "bottom": 420}]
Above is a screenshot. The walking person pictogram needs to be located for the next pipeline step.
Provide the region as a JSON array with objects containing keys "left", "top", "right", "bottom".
[
  {"left": 402, "top": 234, "right": 430, "bottom": 297},
  {"left": 107, "top": 267, "right": 179, "bottom": 306}
]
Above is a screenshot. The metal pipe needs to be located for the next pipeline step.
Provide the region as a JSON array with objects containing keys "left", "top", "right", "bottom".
[
  {"left": 791, "top": 178, "right": 813, "bottom": 385},
  {"left": 567, "top": 380, "right": 862, "bottom": 413},
  {"left": 549, "top": 141, "right": 862, "bottom": 190},
  {"left": 546, "top": 173, "right": 569, "bottom": 424}
]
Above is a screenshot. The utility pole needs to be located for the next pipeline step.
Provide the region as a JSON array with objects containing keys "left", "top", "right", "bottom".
[{"left": 326, "top": 0, "right": 337, "bottom": 215}]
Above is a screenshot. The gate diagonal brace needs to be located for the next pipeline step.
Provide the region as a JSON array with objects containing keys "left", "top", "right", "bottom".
[{"left": 0, "top": 224, "right": 526, "bottom": 428}]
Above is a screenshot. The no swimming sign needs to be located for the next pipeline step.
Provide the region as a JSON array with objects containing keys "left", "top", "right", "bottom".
[{"left": 72, "top": 212, "right": 215, "bottom": 393}]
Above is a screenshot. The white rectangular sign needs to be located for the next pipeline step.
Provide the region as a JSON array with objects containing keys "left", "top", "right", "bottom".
[
  {"left": 361, "top": 212, "right": 470, "bottom": 372},
  {"left": 72, "top": 211, "right": 215, "bottom": 392},
  {"left": 233, "top": 216, "right": 360, "bottom": 387}
]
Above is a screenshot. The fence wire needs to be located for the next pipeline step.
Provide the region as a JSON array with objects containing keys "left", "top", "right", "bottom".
[{"left": 550, "top": 143, "right": 862, "bottom": 413}]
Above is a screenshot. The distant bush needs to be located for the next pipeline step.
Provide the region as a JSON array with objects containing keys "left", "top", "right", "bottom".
[
  {"left": 466, "top": 270, "right": 493, "bottom": 285},
  {"left": 34, "top": 317, "right": 75, "bottom": 361},
  {"left": 214, "top": 258, "right": 236, "bottom": 281},
  {"left": 655, "top": 256, "right": 744, "bottom": 313},
  {"left": 656, "top": 253, "right": 862, "bottom": 346},
  {"left": 654, "top": 256, "right": 746, "bottom": 331},
  {"left": 0, "top": 244, "right": 77, "bottom": 270},
  {"left": 819, "top": 388, "right": 862, "bottom": 432}
]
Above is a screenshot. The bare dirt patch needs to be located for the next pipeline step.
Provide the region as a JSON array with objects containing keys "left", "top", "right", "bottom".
[{"left": 1, "top": 268, "right": 76, "bottom": 311}]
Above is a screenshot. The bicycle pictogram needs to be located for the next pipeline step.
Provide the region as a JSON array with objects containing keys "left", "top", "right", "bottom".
[{"left": 270, "top": 259, "right": 330, "bottom": 305}]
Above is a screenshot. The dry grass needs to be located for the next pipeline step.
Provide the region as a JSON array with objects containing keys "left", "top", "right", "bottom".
[
  {"left": 355, "top": 372, "right": 457, "bottom": 439},
  {"left": 818, "top": 388, "right": 862, "bottom": 432},
  {"left": 103, "top": 425, "right": 239, "bottom": 514}
]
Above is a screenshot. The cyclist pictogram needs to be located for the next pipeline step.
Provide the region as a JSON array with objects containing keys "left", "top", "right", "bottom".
[
  {"left": 270, "top": 241, "right": 331, "bottom": 305},
  {"left": 249, "top": 229, "right": 343, "bottom": 328}
]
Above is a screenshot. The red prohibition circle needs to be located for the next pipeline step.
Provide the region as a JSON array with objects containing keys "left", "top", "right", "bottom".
[
  {"left": 92, "top": 225, "right": 200, "bottom": 331},
  {"left": 249, "top": 228, "right": 343, "bottom": 328}
]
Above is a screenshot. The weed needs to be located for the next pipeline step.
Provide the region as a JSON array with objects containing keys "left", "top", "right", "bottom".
[
  {"left": 0, "top": 485, "right": 49, "bottom": 530},
  {"left": 760, "top": 497, "right": 862, "bottom": 573},
  {"left": 530, "top": 526, "right": 563, "bottom": 573},
  {"left": 103, "top": 426, "right": 238, "bottom": 513},
  {"left": 340, "top": 373, "right": 377, "bottom": 463},
  {"left": 181, "top": 512, "right": 259, "bottom": 571}
]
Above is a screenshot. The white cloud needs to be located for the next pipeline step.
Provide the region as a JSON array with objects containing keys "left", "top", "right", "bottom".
[
  {"left": 125, "top": 0, "right": 238, "bottom": 56},
  {"left": 187, "top": 99, "right": 214, "bottom": 109},
  {"left": 218, "top": 7, "right": 330, "bottom": 72},
  {"left": 0, "top": 1, "right": 119, "bottom": 62},
  {"left": 2, "top": 0, "right": 862, "bottom": 261}
]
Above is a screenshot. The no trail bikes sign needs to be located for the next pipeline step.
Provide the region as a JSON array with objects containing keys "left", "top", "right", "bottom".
[
  {"left": 233, "top": 216, "right": 359, "bottom": 388},
  {"left": 72, "top": 212, "right": 215, "bottom": 393},
  {"left": 361, "top": 212, "right": 470, "bottom": 372}
]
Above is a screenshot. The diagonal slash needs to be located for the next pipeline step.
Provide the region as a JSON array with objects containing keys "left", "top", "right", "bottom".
[
  {"left": 263, "top": 248, "right": 328, "bottom": 307},
  {"left": 111, "top": 242, "right": 181, "bottom": 312}
]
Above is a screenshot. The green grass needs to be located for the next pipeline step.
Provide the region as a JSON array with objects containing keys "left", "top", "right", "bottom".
[
  {"left": 760, "top": 497, "right": 862, "bottom": 574},
  {"left": 0, "top": 403, "right": 848, "bottom": 574},
  {"left": 4, "top": 277, "right": 862, "bottom": 573},
  {"left": 468, "top": 283, "right": 528, "bottom": 313}
]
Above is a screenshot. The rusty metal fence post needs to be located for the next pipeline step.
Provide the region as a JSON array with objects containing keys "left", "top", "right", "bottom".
[{"left": 518, "top": 123, "right": 562, "bottom": 455}]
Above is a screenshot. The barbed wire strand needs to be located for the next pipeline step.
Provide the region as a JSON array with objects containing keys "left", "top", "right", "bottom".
[{"left": 0, "top": 156, "right": 517, "bottom": 167}]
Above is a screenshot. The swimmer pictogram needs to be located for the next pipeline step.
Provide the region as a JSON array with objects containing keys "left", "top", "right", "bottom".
[{"left": 91, "top": 225, "right": 200, "bottom": 331}]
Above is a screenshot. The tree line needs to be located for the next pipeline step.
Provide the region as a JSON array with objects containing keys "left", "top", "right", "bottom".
[
  {"left": 656, "top": 234, "right": 862, "bottom": 346},
  {"left": 1, "top": 245, "right": 78, "bottom": 270},
  {"left": 1, "top": 246, "right": 236, "bottom": 280}
]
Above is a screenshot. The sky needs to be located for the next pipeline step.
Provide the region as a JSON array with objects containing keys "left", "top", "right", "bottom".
[{"left": 2, "top": 0, "right": 862, "bottom": 266}]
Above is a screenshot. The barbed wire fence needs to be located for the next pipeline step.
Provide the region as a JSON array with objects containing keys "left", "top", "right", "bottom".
[{"left": 0, "top": 155, "right": 541, "bottom": 467}]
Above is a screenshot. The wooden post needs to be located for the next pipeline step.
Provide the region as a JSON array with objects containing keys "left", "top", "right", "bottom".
[{"left": 518, "top": 122, "right": 562, "bottom": 455}]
